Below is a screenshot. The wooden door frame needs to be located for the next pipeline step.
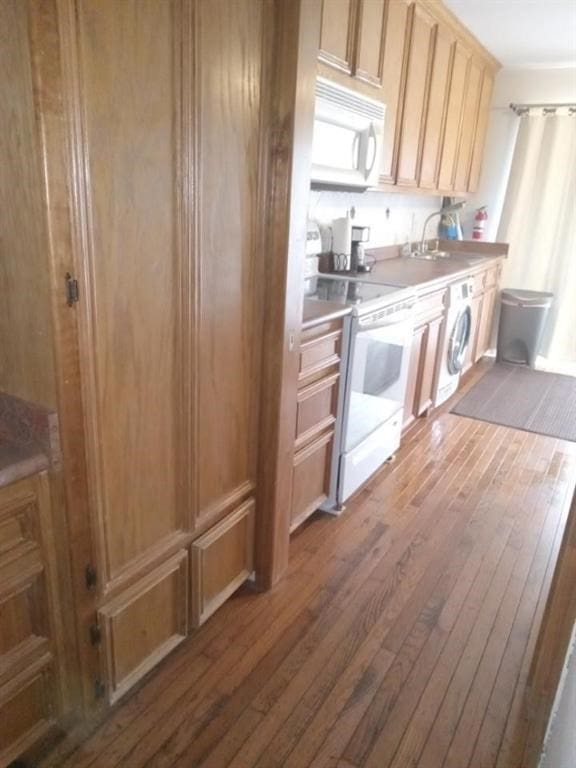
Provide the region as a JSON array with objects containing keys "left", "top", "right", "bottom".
[
  {"left": 255, "top": 0, "right": 322, "bottom": 589},
  {"left": 27, "top": 0, "right": 100, "bottom": 716}
]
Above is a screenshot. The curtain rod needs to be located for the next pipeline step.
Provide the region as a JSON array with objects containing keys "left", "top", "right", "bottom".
[{"left": 510, "top": 102, "right": 576, "bottom": 115}]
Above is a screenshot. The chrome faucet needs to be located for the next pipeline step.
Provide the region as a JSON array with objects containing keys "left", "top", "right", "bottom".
[{"left": 418, "top": 200, "right": 466, "bottom": 255}]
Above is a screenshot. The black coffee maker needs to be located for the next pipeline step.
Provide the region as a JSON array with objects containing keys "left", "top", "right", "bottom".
[{"left": 351, "top": 225, "right": 371, "bottom": 273}]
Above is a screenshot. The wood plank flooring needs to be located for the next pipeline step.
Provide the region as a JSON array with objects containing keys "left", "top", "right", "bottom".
[{"left": 39, "top": 366, "right": 576, "bottom": 768}]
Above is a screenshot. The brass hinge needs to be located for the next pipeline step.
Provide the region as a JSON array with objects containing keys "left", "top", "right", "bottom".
[
  {"left": 89, "top": 623, "right": 102, "bottom": 646},
  {"left": 85, "top": 564, "right": 98, "bottom": 590},
  {"left": 94, "top": 679, "right": 106, "bottom": 699},
  {"left": 65, "top": 272, "right": 79, "bottom": 306}
]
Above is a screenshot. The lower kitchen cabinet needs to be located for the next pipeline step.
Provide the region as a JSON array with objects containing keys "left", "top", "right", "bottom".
[
  {"left": 290, "top": 315, "right": 347, "bottom": 531},
  {"left": 191, "top": 499, "right": 255, "bottom": 628},
  {"left": 291, "top": 431, "right": 335, "bottom": 531},
  {"left": 96, "top": 550, "right": 189, "bottom": 704},
  {"left": 465, "top": 262, "right": 502, "bottom": 367},
  {"left": 403, "top": 288, "right": 446, "bottom": 431},
  {"left": 0, "top": 656, "right": 56, "bottom": 767},
  {"left": 0, "top": 472, "right": 64, "bottom": 763}
]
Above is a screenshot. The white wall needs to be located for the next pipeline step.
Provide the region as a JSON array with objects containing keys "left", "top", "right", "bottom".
[
  {"left": 462, "top": 66, "right": 576, "bottom": 239},
  {"left": 308, "top": 189, "right": 442, "bottom": 251}
]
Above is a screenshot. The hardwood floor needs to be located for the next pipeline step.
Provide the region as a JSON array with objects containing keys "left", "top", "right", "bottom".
[{"left": 39, "top": 365, "right": 576, "bottom": 768}]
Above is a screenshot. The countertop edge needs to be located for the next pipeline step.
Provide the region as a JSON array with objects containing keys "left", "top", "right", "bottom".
[
  {"left": 302, "top": 301, "right": 352, "bottom": 330},
  {"left": 0, "top": 451, "right": 50, "bottom": 489}
]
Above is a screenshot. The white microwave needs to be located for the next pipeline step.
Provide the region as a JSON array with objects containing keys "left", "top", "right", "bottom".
[{"left": 311, "top": 77, "right": 385, "bottom": 190}]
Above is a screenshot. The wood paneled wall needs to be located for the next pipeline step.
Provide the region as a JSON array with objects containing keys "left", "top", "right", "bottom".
[{"left": 0, "top": 1, "right": 56, "bottom": 408}]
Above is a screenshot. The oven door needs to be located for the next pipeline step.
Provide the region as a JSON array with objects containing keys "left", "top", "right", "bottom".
[{"left": 343, "top": 311, "right": 413, "bottom": 453}]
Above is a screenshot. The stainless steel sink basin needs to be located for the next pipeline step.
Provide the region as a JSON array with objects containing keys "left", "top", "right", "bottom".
[{"left": 408, "top": 250, "right": 449, "bottom": 261}]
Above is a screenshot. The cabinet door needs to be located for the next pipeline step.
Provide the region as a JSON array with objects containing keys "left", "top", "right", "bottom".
[
  {"left": 379, "top": 0, "right": 411, "bottom": 183},
  {"left": 97, "top": 551, "right": 188, "bottom": 704},
  {"left": 454, "top": 57, "right": 483, "bottom": 192},
  {"left": 403, "top": 323, "right": 427, "bottom": 430},
  {"left": 468, "top": 68, "right": 495, "bottom": 192},
  {"left": 69, "top": 1, "right": 191, "bottom": 591},
  {"left": 195, "top": 0, "right": 265, "bottom": 528},
  {"left": 417, "top": 315, "right": 443, "bottom": 415},
  {"left": 476, "top": 286, "right": 497, "bottom": 360},
  {"left": 191, "top": 500, "right": 254, "bottom": 627},
  {"left": 318, "top": 0, "right": 359, "bottom": 74},
  {"left": 355, "top": 0, "right": 386, "bottom": 87},
  {"left": 463, "top": 293, "right": 483, "bottom": 372},
  {"left": 291, "top": 431, "right": 335, "bottom": 530},
  {"left": 0, "top": 657, "right": 56, "bottom": 767},
  {"left": 419, "top": 24, "right": 453, "bottom": 190},
  {"left": 437, "top": 41, "right": 469, "bottom": 191},
  {"left": 396, "top": 3, "right": 436, "bottom": 187}
]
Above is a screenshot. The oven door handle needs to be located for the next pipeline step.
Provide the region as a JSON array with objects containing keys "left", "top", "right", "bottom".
[{"left": 358, "top": 309, "right": 414, "bottom": 329}]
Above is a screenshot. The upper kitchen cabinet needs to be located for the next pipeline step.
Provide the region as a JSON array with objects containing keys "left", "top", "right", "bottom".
[
  {"left": 355, "top": 0, "right": 387, "bottom": 87},
  {"left": 396, "top": 3, "right": 437, "bottom": 187},
  {"left": 418, "top": 22, "right": 454, "bottom": 190},
  {"left": 453, "top": 56, "right": 483, "bottom": 191},
  {"left": 318, "top": 0, "right": 359, "bottom": 74},
  {"left": 437, "top": 40, "right": 469, "bottom": 191},
  {"left": 467, "top": 68, "right": 495, "bottom": 192}
]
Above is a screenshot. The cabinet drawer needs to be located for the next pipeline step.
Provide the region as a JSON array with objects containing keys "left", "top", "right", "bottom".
[
  {"left": 0, "top": 657, "right": 56, "bottom": 767},
  {"left": 0, "top": 478, "right": 41, "bottom": 568},
  {"left": 291, "top": 431, "right": 334, "bottom": 531},
  {"left": 98, "top": 550, "right": 188, "bottom": 704},
  {"left": 295, "top": 372, "right": 340, "bottom": 450},
  {"left": 0, "top": 565, "right": 49, "bottom": 682},
  {"left": 191, "top": 499, "right": 254, "bottom": 627},
  {"left": 299, "top": 329, "right": 342, "bottom": 382},
  {"left": 415, "top": 288, "right": 446, "bottom": 324}
]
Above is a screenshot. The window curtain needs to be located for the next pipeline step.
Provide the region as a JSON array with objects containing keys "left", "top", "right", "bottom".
[{"left": 497, "top": 114, "right": 576, "bottom": 367}]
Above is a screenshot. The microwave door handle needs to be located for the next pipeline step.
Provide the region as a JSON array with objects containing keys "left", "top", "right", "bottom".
[
  {"left": 366, "top": 124, "right": 377, "bottom": 176},
  {"left": 352, "top": 133, "right": 360, "bottom": 169}
]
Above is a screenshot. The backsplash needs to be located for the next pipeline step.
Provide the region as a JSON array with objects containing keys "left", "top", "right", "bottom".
[{"left": 308, "top": 189, "right": 443, "bottom": 251}]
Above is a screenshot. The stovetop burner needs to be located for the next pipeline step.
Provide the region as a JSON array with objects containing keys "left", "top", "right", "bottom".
[{"left": 304, "top": 275, "right": 414, "bottom": 315}]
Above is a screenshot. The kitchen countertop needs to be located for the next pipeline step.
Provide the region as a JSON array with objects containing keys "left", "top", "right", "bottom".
[
  {"left": 0, "top": 441, "right": 50, "bottom": 488},
  {"left": 302, "top": 299, "right": 351, "bottom": 330},
  {"left": 364, "top": 253, "right": 503, "bottom": 292},
  {"left": 0, "top": 392, "right": 60, "bottom": 489}
]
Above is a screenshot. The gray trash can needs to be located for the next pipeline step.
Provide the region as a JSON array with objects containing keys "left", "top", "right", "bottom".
[{"left": 497, "top": 289, "right": 554, "bottom": 368}]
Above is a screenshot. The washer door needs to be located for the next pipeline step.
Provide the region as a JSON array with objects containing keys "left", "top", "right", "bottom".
[{"left": 447, "top": 306, "right": 472, "bottom": 375}]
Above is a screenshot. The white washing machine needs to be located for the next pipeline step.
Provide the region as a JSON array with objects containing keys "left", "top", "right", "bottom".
[{"left": 434, "top": 277, "right": 474, "bottom": 407}]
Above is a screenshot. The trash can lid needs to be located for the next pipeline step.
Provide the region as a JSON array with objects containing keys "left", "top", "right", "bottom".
[{"left": 501, "top": 288, "right": 554, "bottom": 307}]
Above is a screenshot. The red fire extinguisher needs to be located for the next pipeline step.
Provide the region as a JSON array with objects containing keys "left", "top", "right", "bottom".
[{"left": 473, "top": 206, "right": 488, "bottom": 240}]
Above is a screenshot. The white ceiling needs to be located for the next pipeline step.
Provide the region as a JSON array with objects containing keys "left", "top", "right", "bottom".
[{"left": 444, "top": 0, "right": 576, "bottom": 68}]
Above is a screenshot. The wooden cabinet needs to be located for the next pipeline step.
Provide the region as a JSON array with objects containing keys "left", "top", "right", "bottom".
[
  {"left": 464, "top": 262, "right": 502, "bottom": 368},
  {"left": 437, "top": 41, "right": 469, "bottom": 191},
  {"left": 355, "top": 0, "right": 387, "bottom": 86},
  {"left": 316, "top": 0, "right": 499, "bottom": 194},
  {"left": 468, "top": 68, "right": 495, "bottom": 192},
  {"left": 97, "top": 551, "right": 189, "bottom": 705},
  {"left": 318, "top": 0, "right": 359, "bottom": 74},
  {"left": 403, "top": 287, "right": 446, "bottom": 430},
  {"left": 0, "top": 473, "right": 61, "bottom": 764},
  {"left": 379, "top": 0, "right": 412, "bottom": 182},
  {"left": 419, "top": 23, "right": 453, "bottom": 189},
  {"left": 291, "top": 317, "right": 347, "bottom": 530},
  {"left": 454, "top": 57, "right": 483, "bottom": 192},
  {"left": 2, "top": 0, "right": 269, "bottom": 722},
  {"left": 191, "top": 500, "right": 255, "bottom": 627},
  {"left": 396, "top": 3, "right": 436, "bottom": 187}
]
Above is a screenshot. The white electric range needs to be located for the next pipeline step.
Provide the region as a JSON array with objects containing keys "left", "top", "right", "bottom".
[{"left": 305, "top": 275, "right": 416, "bottom": 509}]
